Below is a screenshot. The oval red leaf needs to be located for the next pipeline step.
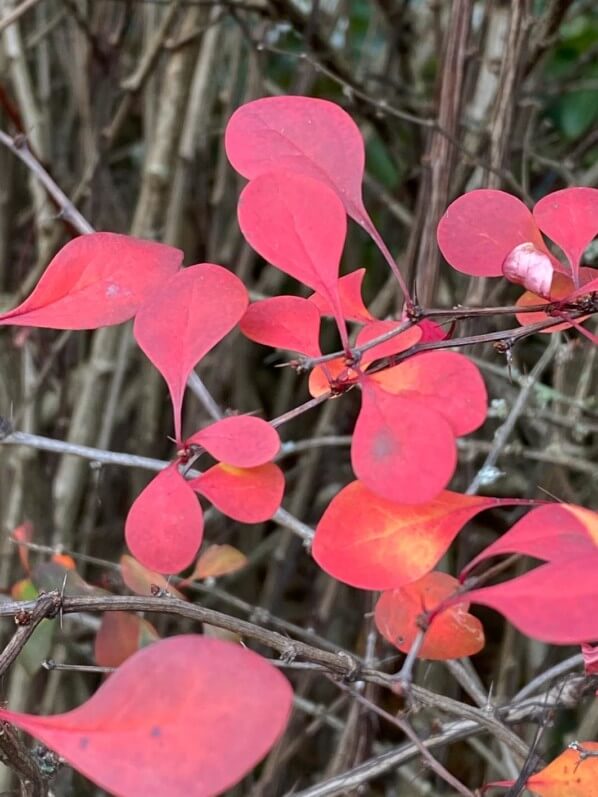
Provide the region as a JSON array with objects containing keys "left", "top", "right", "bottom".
[
  {"left": 437, "top": 189, "right": 550, "bottom": 277},
  {"left": 125, "top": 464, "right": 204, "bottom": 574},
  {"left": 314, "top": 482, "right": 519, "bottom": 590},
  {"left": 190, "top": 463, "right": 284, "bottom": 523},
  {"left": 526, "top": 743, "right": 598, "bottom": 796},
  {"left": 0, "top": 635, "right": 293, "bottom": 797},
  {"left": 0, "top": 234, "right": 182, "bottom": 329},
  {"left": 225, "top": 96, "right": 409, "bottom": 294},
  {"left": 238, "top": 171, "right": 348, "bottom": 345},
  {"left": 375, "top": 572, "right": 484, "bottom": 660},
  {"left": 134, "top": 264, "right": 248, "bottom": 442},
  {"left": 186, "top": 415, "right": 280, "bottom": 468},
  {"left": 240, "top": 296, "right": 322, "bottom": 357},
  {"left": 351, "top": 380, "right": 456, "bottom": 504}
]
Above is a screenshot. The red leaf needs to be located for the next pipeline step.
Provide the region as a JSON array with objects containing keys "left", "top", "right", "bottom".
[
  {"left": 190, "top": 463, "right": 284, "bottom": 523},
  {"left": 240, "top": 296, "right": 322, "bottom": 356},
  {"left": 356, "top": 320, "right": 422, "bottom": 366},
  {"left": 0, "top": 234, "right": 182, "bottom": 329},
  {"left": 370, "top": 351, "right": 487, "bottom": 436},
  {"left": 375, "top": 572, "right": 484, "bottom": 660},
  {"left": 308, "top": 356, "right": 359, "bottom": 398},
  {"left": 462, "top": 503, "right": 598, "bottom": 578},
  {"left": 534, "top": 187, "right": 598, "bottom": 285},
  {"left": 417, "top": 320, "right": 451, "bottom": 343},
  {"left": 526, "top": 743, "right": 598, "bottom": 796},
  {"left": 0, "top": 635, "right": 293, "bottom": 797},
  {"left": 186, "top": 415, "right": 280, "bottom": 468},
  {"left": 134, "top": 264, "right": 247, "bottom": 442},
  {"left": 120, "top": 555, "right": 186, "bottom": 601},
  {"left": 464, "top": 553, "right": 598, "bottom": 643},
  {"left": 125, "top": 464, "right": 203, "bottom": 574},
  {"left": 437, "top": 189, "right": 551, "bottom": 277},
  {"left": 94, "top": 612, "right": 159, "bottom": 668},
  {"left": 515, "top": 267, "right": 598, "bottom": 332},
  {"left": 313, "top": 482, "right": 520, "bottom": 590},
  {"left": 238, "top": 171, "right": 348, "bottom": 347},
  {"left": 11, "top": 521, "right": 33, "bottom": 574},
  {"left": 582, "top": 643, "right": 598, "bottom": 676},
  {"left": 352, "top": 380, "right": 457, "bottom": 504},
  {"left": 225, "top": 96, "right": 407, "bottom": 290},
  {"left": 310, "top": 269, "right": 374, "bottom": 323},
  {"left": 502, "top": 242, "right": 554, "bottom": 299}
]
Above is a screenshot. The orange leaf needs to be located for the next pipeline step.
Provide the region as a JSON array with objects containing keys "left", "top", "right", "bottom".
[
  {"left": 11, "top": 522, "right": 33, "bottom": 574},
  {"left": 120, "top": 555, "right": 186, "bottom": 601},
  {"left": 375, "top": 572, "right": 484, "bottom": 660},
  {"left": 526, "top": 743, "right": 598, "bottom": 796},
  {"left": 194, "top": 544, "right": 248, "bottom": 580}
]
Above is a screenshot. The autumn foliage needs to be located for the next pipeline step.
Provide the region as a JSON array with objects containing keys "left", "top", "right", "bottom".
[{"left": 1, "top": 96, "right": 597, "bottom": 796}]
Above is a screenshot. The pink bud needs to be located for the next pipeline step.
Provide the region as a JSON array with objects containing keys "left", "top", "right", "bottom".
[{"left": 501, "top": 242, "right": 554, "bottom": 299}]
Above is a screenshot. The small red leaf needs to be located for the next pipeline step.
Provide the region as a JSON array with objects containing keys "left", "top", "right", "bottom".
[
  {"left": 11, "top": 521, "right": 33, "bottom": 574},
  {"left": 190, "top": 463, "right": 284, "bottom": 523},
  {"left": 351, "top": 380, "right": 456, "bottom": 504},
  {"left": 464, "top": 553, "right": 598, "bottom": 643},
  {"left": 186, "top": 416, "right": 280, "bottom": 468},
  {"left": 462, "top": 503, "right": 598, "bottom": 578},
  {"left": 238, "top": 171, "right": 348, "bottom": 346},
  {"left": 370, "top": 351, "right": 487, "bottom": 437},
  {"left": 516, "top": 267, "right": 598, "bottom": 332},
  {"left": 226, "top": 97, "right": 408, "bottom": 292},
  {"left": 0, "top": 635, "right": 293, "bottom": 797},
  {"left": 502, "top": 242, "right": 554, "bottom": 299},
  {"left": 0, "top": 234, "right": 182, "bottom": 329},
  {"left": 94, "top": 612, "right": 159, "bottom": 668},
  {"left": 526, "top": 743, "right": 598, "bottom": 796},
  {"left": 534, "top": 187, "right": 598, "bottom": 285},
  {"left": 240, "top": 296, "right": 322, "bottom": 356},
  {"left": 375, "top": 572, "right": 484, "bottom": 660},
  {"left": 437, "top": 189, "right": 550, "bottom": 277},
  {"left": 125, "top": 464, "right": 204, "bottom": 574},
  {"left": 134, "top": 264, "right": 248, "bottom": 442},
  {"left": 313, "top": 482, "right": 520, "bottom": 590},
  {"left": 310, "top": 269, "right": 374, "bottom": 323}
]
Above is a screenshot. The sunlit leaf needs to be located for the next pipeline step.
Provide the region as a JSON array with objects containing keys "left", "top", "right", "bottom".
[
  {"left": 375, "top": 572, "right": 484, "bottom": 660},
  {"left": 310, "top": 269, "right": 374, "bottom": 323},
  {"left": 134, "top": 264, "right": 248, "bottom": 442},
  {"left": 351, "top": 379, "right": 456, "bottom": 504},
  {"left": 0, "top": 234, "right": 182, "bottom": 329},
  {"left": 240, "top": 296, "right": 322, "bottom": 356},
  {"left": 0, "top": 636, "right": 293, "bottom": 797},
  {"left": 125, "top": 464, "right": 204, "bottom": 575},
  {"left": 313, "top": 481, "right": 522, "bottom": 590},
  {"left": 190, "top": 463, "right": 284, "bottom": 523}
]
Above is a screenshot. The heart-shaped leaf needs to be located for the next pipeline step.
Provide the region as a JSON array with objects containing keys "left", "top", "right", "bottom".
[
  {"left": 186, "top": 416, "right": 280, "bottom": 468},
  {"left": 134, "top": 264, "right": 248, "bottom": 442},
  {"left": 0, "top": 635, "right": 293, "bottom": 797},
  {"left": 0, "top": 234, "right": 182, "bottom": 329},
  {"left": 534, "top": 187, "right": 598, "bottom": 285},
  {"left": 125, "top": 464, "right": 204, "bottom": 574}
]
